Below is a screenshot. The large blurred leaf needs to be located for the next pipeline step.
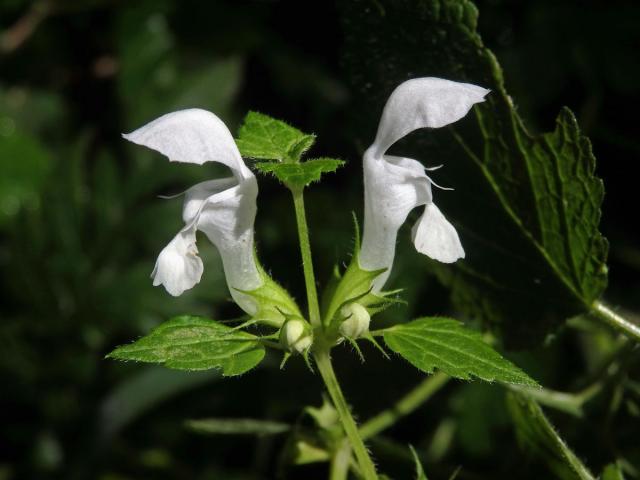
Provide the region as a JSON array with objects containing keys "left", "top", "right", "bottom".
[
  {"left": 601, "top": 463, "right": 625, "bottom": 480},
  {"left": 507, "top": 393, "right": 594, "bottom": 480},
  {"left": 450, "top": 382, "right": 510, "bottom": 456},
  {"left": 0, "top": 132, "right": 50, "bottom": 227},
  {"left": 116, "top": 4, "right": 243, "bottom": 127},
  {"left": 0, "top": 86, "right": 65, "bottom": 135},
  {"left": 100, "top": 367, "right": 218, "bottom": 437},
  {"left": 339, "top": 0, "right": 608, "bottom": 345}
]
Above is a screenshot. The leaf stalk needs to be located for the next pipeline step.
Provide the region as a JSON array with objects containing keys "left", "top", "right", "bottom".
[
  {"left": 359, "top": 372, "right": 450, "bottom": 440},
  {"left": 592, "top": 301, "right": 640, "bottom": 343}
]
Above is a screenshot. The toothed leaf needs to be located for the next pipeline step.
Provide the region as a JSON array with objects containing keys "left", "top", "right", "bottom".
[
  {"left": 340, "top": 0, "right": 608, "bottom": 346},
  {"left": 383, "top": 317, "right": 538, "bottom": 386},
  {"left": 236, "top": 111, "right": 315, "bottom": 163},
  {"left": 254, "top": 158, "right": 344, "bottom": 189},
  {"left": 507, "top": 393, "right": 595, "bottom": 480},
  {"left": 107, "top": 316, "right": 265, "bottom": 376}
]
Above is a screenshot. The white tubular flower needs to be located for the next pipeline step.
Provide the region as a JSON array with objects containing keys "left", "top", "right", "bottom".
[
  {"left": 124, "top": 109, "right": 261, "bottom": 314},
  {"left": 359, "top": 78, "right": 489, "bottom": 291}
]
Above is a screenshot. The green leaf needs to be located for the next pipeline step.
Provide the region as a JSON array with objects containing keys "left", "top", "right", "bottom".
[
  {"left": 305, "top": 395, "right": 340, "bottom": 431},
  {"left": 236, "top": 111, "right": 316, "bottom": 162},
  {"left": 382, "top": 317, "right": 538, "bottom": 386},
  {"left": 107, "top": 316, "right": 265, "bottom": 376},
  {"left": 254, "top": 158, "right": 344, "bottom": 190},
  {"left": 289, "top": 440, "right": 331, "bottom": 465},
  {"left": 339, "top": 0, "right": 608, "bottom": 345},
  {"left": 601, "top": 463, "right": 625, "bottom": 480},
  {"left": 100, "top": 367, "right": 219, "bottom": 437},
  {"left": 117, "top": 5, "right": 243, "bottom": 127},
  {"left": 185, "top": 418, "right": 290, "bottom": 436},
  {"left": 410, "top": 445, "right": 429, "bottom": 480},
  {"left": 507, "top": 393, "right": 595, "bottom": 480}
]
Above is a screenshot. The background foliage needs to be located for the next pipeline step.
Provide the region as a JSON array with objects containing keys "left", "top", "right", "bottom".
[{"left": 1, "top": 0, "right": 639, "bottom": 478}]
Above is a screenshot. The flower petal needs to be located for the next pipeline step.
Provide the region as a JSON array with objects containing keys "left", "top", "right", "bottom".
[
  {"left": 373, "top": 77, "right": 489, "bottom": 155},
  {"left": 385, "top": 154, "right": 429, "bottom": 179},
  {"left": 123, "top": 109, "right": 252, "bottom": 180},
  {"left": 182, "top": 177, "right": 237, "bottom": 225},
  {"left": 411, "top": 203, "right": 465, "bottom": 263},
  {"left": 369, "top": 153, "right": 434, "bottom": 213},
  {"left": 195, "top": 176, "right": 261, "bottom": 313},
  {"left": 151, "top": 227, "right": 204, "bottom": 296},
  {"left": 360, "top": 152, "right": 433, "bottom": 290}
]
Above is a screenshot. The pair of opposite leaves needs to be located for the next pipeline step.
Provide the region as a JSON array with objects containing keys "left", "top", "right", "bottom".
[{"left": 124, "top": 77, "right": 489, "bottom": 314}]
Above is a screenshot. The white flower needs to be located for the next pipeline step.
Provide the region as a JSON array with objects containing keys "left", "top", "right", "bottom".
[
  {"left": 359, "top": 77, "right": 489, "bottom": 291},
  {"left": 123, "top": 108, "right": 261, "bottom": 314}
]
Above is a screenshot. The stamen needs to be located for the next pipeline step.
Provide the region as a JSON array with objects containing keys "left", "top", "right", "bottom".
[
  {"left": 426, "top": 175, "right": 454, "bottom": 191},
  {"left": 158, "top": 191, "right": 186, "bottom": 200}
]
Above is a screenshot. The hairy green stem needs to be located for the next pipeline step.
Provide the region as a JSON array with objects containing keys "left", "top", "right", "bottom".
[
  {"left": 592, "top": 301, "right": 640, "bottom": 342},
  {"left": 292, "top": 189, "right": 322, "bottom": 327},
  {"left": 290, "top": 186, "right": 377, "bottom": 478},
  {"left": 315, "top": 350, "right": 378, "bottom": 480},
  {"left": 360, "top": 372, "right": 450, "bottom": 440}
]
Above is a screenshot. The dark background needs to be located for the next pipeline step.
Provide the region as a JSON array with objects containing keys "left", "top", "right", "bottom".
[{"left": 1, "top": 0, "right": 639, "bottom": 478}]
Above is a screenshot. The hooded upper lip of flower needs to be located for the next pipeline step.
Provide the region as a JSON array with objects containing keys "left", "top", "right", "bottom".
[
  {"left": 123, "top": 108, "right": 261, "bottom": 314},
  {"left": 358, "top": 77, "right": 490, "bottom": 291}
]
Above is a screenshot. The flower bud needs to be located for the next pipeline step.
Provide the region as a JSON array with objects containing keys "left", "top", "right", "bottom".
[
  {"left": 280, "top": 319, "right": 313, "bottom": 354},
  {"left": 339, "top": 303, "right": 371, "bottom": 339}
]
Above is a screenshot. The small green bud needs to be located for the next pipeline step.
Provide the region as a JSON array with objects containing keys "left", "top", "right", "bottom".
[
  {"left": 280, "top": 318, "right": 313, "bottom": 354},
  {"left": 339, "top": 303, "right": 370, "bottom": 339}
]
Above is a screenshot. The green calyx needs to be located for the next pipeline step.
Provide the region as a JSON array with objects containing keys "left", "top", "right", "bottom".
[
  {"left": 236, "top": 261, "right": 302, "bottom": 328},
  {"left": 322, "top": 218, "right": 403, "bottom": 334}
]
